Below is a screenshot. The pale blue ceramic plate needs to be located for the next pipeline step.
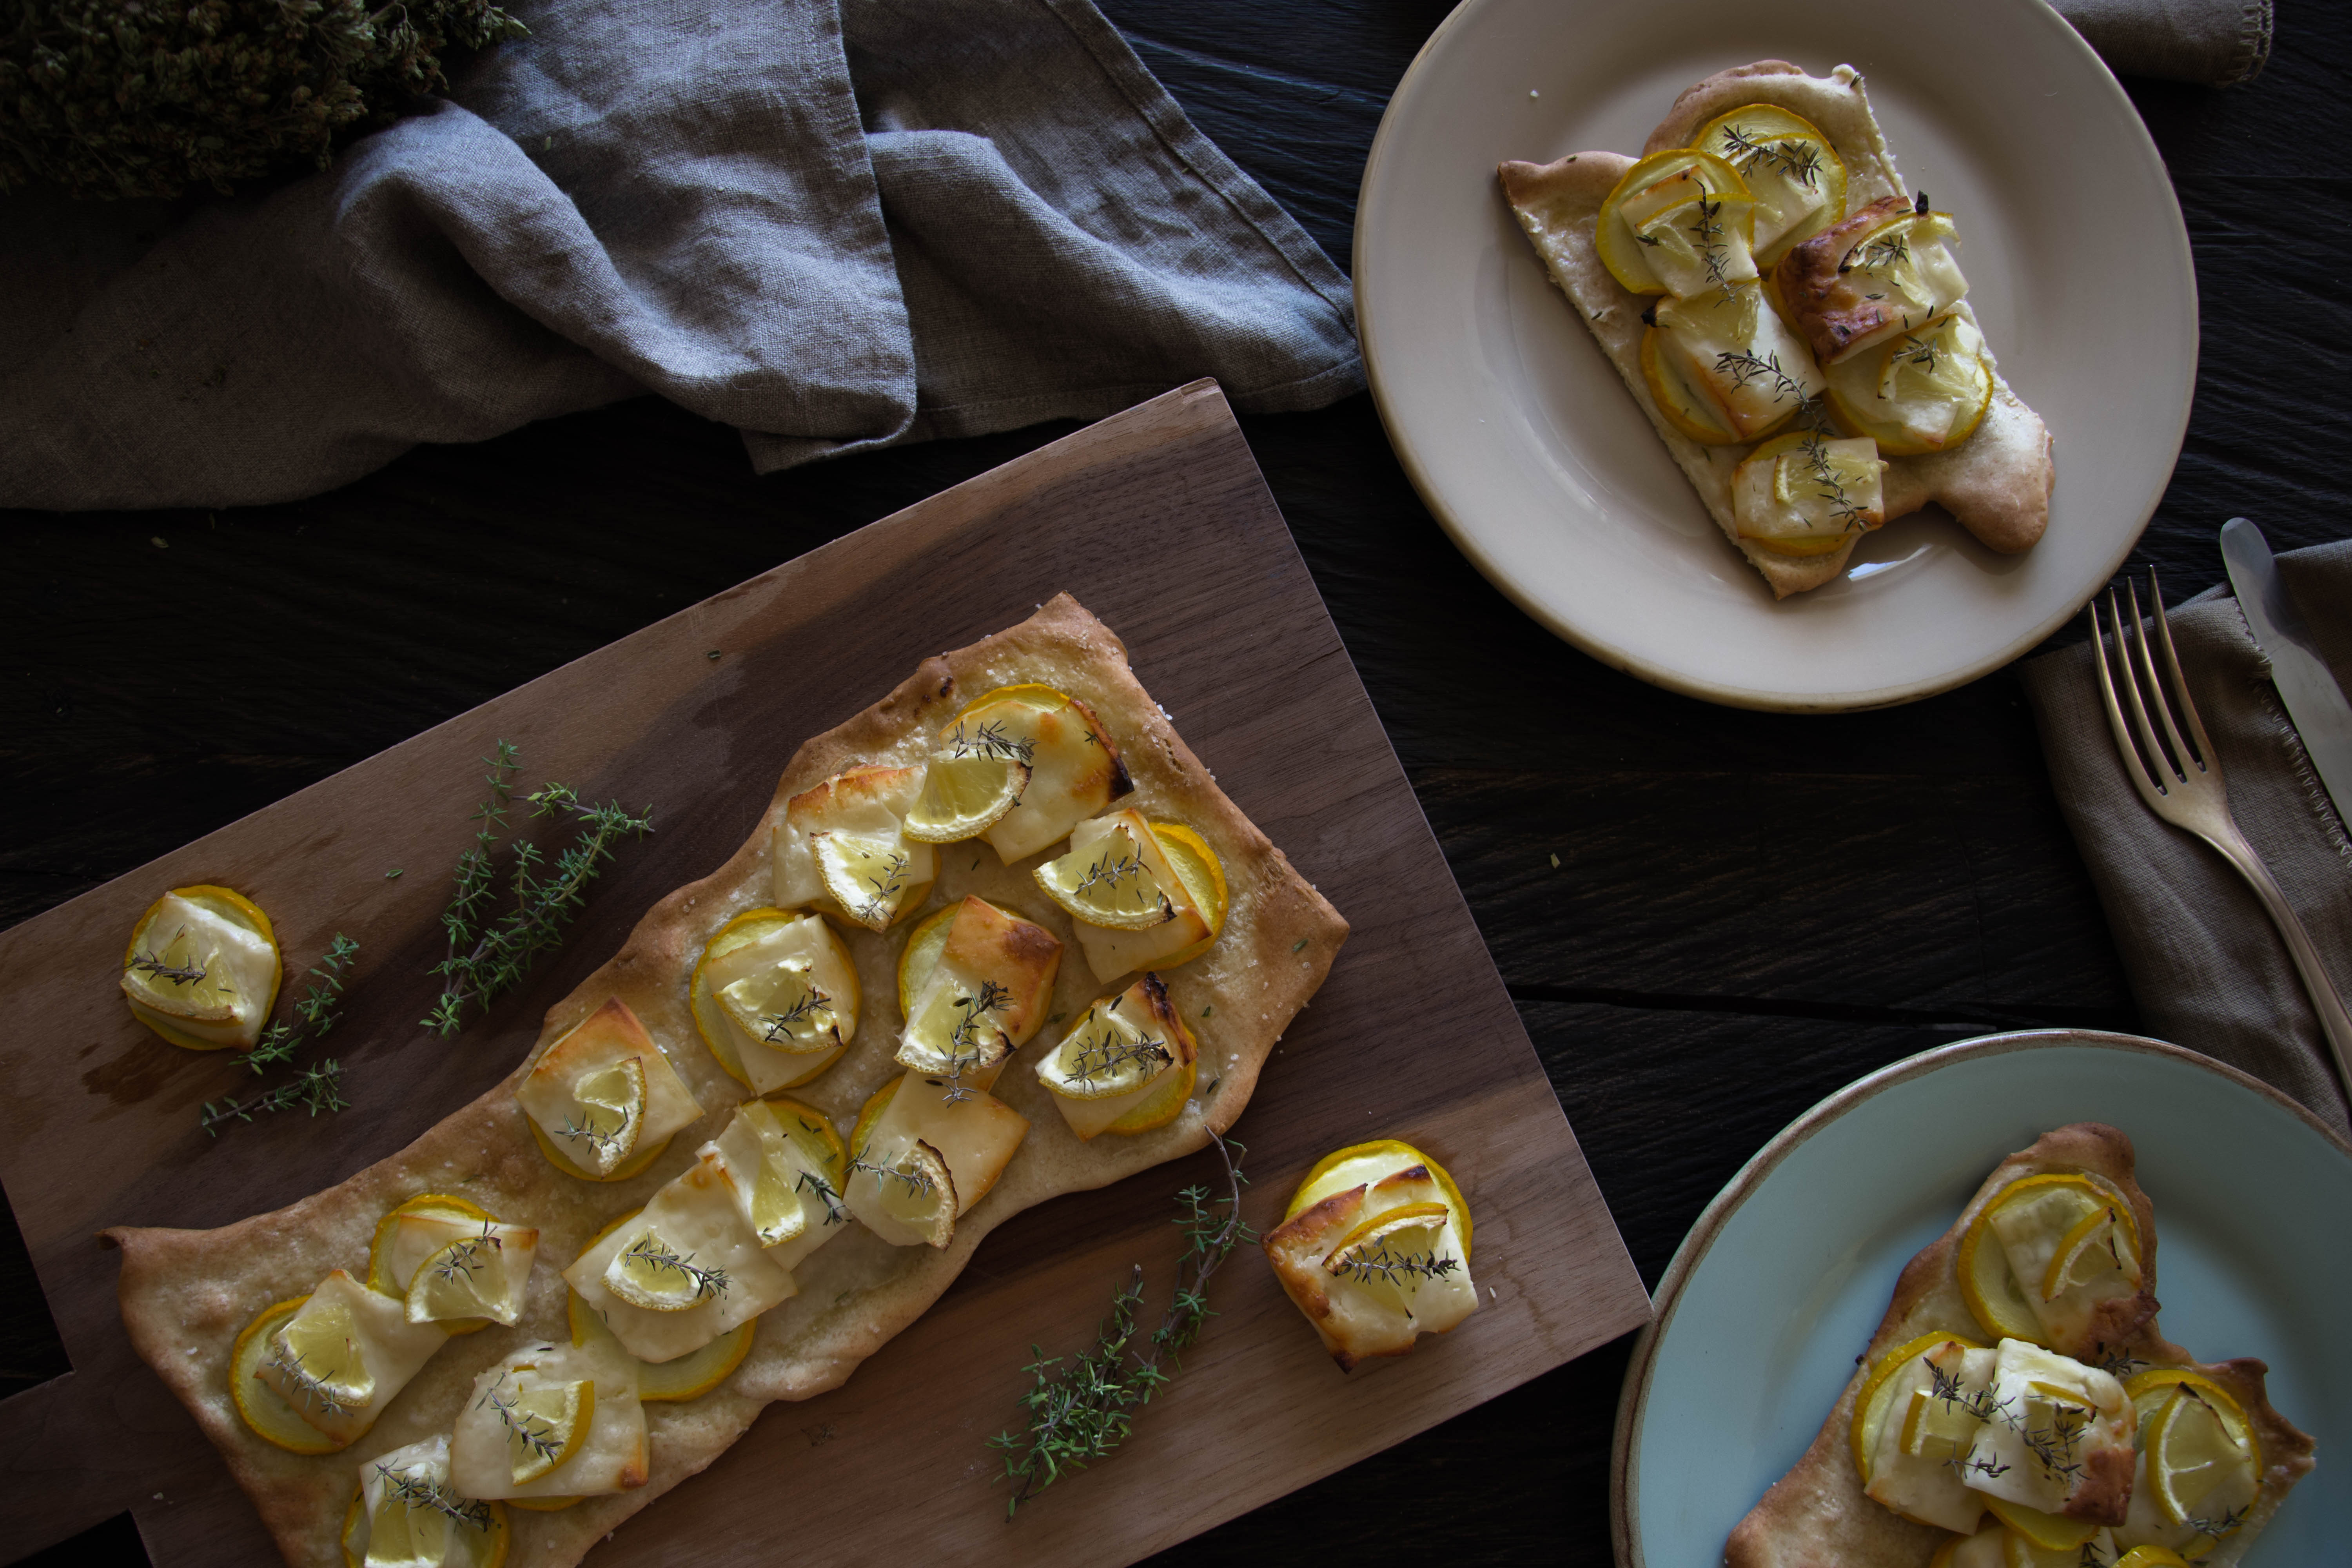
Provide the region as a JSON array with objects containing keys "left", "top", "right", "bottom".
[{"left": 1610, "top": 1030, "right": 2350, "bottom": 1566}]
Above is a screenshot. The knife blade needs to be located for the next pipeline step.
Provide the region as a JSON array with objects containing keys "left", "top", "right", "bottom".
[{"left": 2220, "top": 516, "right": 2352, "bottom": 823}]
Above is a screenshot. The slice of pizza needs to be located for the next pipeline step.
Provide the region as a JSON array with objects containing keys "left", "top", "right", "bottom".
[
  {"left": 105, "top": 594, "right": 1348, "bottom": 1567},
  {"left": 1728, "top": 1124, "right": 2316, "bottom": 1567},
  {"left": 1499, "top": 61, "right": 2054, "bottom": 599}
]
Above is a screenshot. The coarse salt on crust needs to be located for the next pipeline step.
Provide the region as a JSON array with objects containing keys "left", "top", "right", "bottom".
[{"left": 106, "top": 594, "right": 1348, "bottom": 1567}]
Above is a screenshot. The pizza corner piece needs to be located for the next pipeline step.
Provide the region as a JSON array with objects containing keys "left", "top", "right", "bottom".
[
  {"left": 103, "top": 591, "right": 1349, "bottom": 1568},
  {"left": 1725, "top": 1122, "right": 2315, "bottom": 1568},
  {"left": 1499, "top": 60, "right": 2054, "bottom": 600}
]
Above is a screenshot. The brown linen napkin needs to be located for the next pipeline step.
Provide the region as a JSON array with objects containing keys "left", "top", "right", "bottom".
[
  {"left": 2054, "top": 0, "right": 2273, "bottom": 84},
  {"left": 2021, "top": 538, "right": 2352, "bottom": 1139}
]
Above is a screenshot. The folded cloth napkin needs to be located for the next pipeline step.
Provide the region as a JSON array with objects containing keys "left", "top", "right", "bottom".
[
  {"left": 2055, "top": 0, "right": 2273, "bottom": 85},
  {"left": 2022, "top": 539, "right": 2352, "bottom": 1141},
  {"left": 0, "top": 0, "right": 1361, "bottom": 511}
]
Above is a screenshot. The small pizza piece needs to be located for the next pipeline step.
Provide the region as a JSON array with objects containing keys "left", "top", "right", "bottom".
[
  {"left": 703, "top": 1096, "right": 851, "bottom": 1272},
  {"left": 515, "top": 998, "right": 704, "bottom": 1181},
  {"left": 896, "top": 896, "right": 1061, "bottom": 1089},
  {"left": 566, "top": 1291, "right": 754, "bottom": 1405},
  {"left": 1779, "top": 197, "right": 1970, "bottom": 366},
  {"left": 1648, "top": 280, "right": 1823, "bottom": 443},
  {"left": 249, "top": 1271, "right": 451, "bottom": 1448},
  {"left": 951, "top": 684, "right": 1132, "bottom": 862},
  {"left": 1594, "top": 149, "right": 1759, "bottom": 297},
  {"left": 366, "top": 1194, "right": 539, "bottom": 1331},
  {"left": 1849, "top": 1332, "right": 1995, "bottom": 1534},
  {"left": 843, "top": 1070, "right": 1029, "bottom": 1246},
  {"left": 1958, "top": 1171, "right": 2151, "bottom": 1360},
  {"left": 688, "top": 909, "right": 860, "bottom": 1092},
  {"left": 1961, "top": 1341, "right": 2135, "bottom": 1533},
  {"left": 2116, "top": 1368, "right": 2265, "bottom": 1560},
  {"left": 1690, "top": 103, "right": 1848, "bottom": 264},
  {"left": 770, "top": 765, "right": 938, "bottom": 931},
  {"left": 1038, "top": 809, "right": 1217, "bottom": 982},
  {"left": 1033, "top": 975, "right": 1199, "bottom": 1140},
  {"left": 449, "top": 1339, "right": 646, "bottom": 1502},
  {"left": 120, "top": 885, "right": 282, "bottom": 1051},
  {"left": 344, "top": 1433, "right": 509, "bottom": 1568},
  {"left": 1733, "top": 431, "right": 1887, "bottom": 557},
  {"left": 560, "top": 1148, "right": 795, "bottom": 1366},
  {"left": 1824, "top": 311, "right": 1993, "bottom": 456},
  {"left": 1263, "top": 1140, "right": 1476, "bottom": 1372}
]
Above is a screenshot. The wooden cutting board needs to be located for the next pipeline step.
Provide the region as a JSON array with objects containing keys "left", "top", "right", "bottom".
[{"left": 0, "top": 381, "right": 1648, "bottom": 1566}]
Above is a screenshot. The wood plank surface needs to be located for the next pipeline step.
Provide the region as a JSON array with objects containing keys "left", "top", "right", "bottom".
[
  {"left": 5, "top": 6, "right": 2349, "bottom": 1566},
  {"left": 0, "top": 382, "right": 1646, "bottom": 1565}
]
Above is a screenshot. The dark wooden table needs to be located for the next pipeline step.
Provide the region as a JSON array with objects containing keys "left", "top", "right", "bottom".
[{"left": 4, "top": 2, "right": 2345, "bottom": 1563}]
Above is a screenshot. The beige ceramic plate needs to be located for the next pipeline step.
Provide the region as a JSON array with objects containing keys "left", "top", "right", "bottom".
[{"left": 1356, "top": 0, "right": 2196, "bottom": 711}]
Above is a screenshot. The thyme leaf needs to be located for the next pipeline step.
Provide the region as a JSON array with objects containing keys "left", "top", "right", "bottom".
[{"left": 423, "top": 742, "right": 654, "bottom": 1036}]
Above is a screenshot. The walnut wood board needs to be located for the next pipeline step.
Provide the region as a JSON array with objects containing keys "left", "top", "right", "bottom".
[{"left": 0, "top": 380, "right": 1646, "bottom": 1568}]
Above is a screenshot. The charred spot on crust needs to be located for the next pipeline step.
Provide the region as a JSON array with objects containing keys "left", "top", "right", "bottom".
[{"left": 2065, "top": 1442, "right": 2135, "bottom": 1526}]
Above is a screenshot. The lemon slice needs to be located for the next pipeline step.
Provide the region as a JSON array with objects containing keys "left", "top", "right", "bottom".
[
  {"left": 1640, "top": 327, "right": 1741, "bottom": 445},
  {"left": 1898, "top": 1382, "right": 1984, "bottom": 1461},
  {"left": 902, "top": 748, "right": 1028, "bottom": 844},
  {"left": 603, "top": 1229, "right": 729, "bottom": 1312},
  {"left": 1976, "top": 1172, "right": 2143, "bottom": 1321},
  {"left": 1690, "top": 103, "right": 1847, "bottom": 264},
  {"left": 550, "top": 1059, "right": 645, "bottom": 1177},
  {"left": 1982, "top": 1497, "right": 2100, "bottom": 1553},
  {"left": 1035, "top": 819, "right": 1174, "bottom": 929},
  {"left": 812, "top": 830, "right": 924, "bottom": 931},
  {"left": 233, "top": 1297, "right": 347, "bottom": 1455},
  {"left": 567, "top": 1289, "right": 754, "bottom": 1403},
  {"left": 1824, "top": 312, "right": 1993, "bottom": 456},
  {"left": 689, "top": 909, "right": 861, "bottom": 1091},
  {"left": 856, "top": 1137, "right": 957, "bottom": 1249},
  {"left": 1594, "top": 148, "right": 1753, "bottom": 295},
  {"left": 715, "top": 960, "right": 837, "bottom": 1056},
  {"left": 2112, "top": 1549, "right": 2194, "bottom": 1568},
  {"left": 2144, "top": 1380, "right": 2260, "bottom": 1535},
  {"left": 1036, "top": 997, "right": 1178, "bottom": 1100},
  {"left": 1731, "top": 430, "right": 1885, "bottom": 555},
  {"left": 951, "top": 685, "right": 1132, "bottom": 862},
  {"left": 1958, "top": 1202, "right": 2045, "bottom": 1344},
  {"left": 2043, "top": 1201, "right": 2133, "bottom": 1303},
  {"left": 271, "top": 1294, "right": 375, "bottom": 1414},
  {"left": 1321, "top": 1201, "right": 1453, "bottom": 1278},
  {"left": 1285, "top": 1139, "right": 1474, "bottom": 1259},
  {"left": 2002, "top": 1527, "right": 2118, "bottom": 1568},
  {"left": 1850, "top": 1333, "right": 1983, "bottom": 1483},
  {"left": 895, "top": 903, "right": 959, "bottom": 1017},
  {"left": 1148, "top": 824, "right": 1228, "bottom": 968},
  {"left": 489, "top": 1377, "right": 592, "bottom": 1486},
  {"left": 407, "top": 1231, "right": 519, "bottom": 1328},
  {"left": 120, "top": 885, "right": 282, "bottom": 1051},
  {"left": 1100, "top": 1052, "right": 1195, "bottom": 1136}
]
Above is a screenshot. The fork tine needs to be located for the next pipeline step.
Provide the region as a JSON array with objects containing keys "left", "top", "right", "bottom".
[
  {"left": 2127, "top": 575, "right": 2196, "bottom": 780},
  {"left": 2144, "top": 570, "right": 2217, "bottom": 778},
  {"left": 2087, "top": 593, "right": 2169, "bottom": 811},
  {"left": 2114, "top": 583, "right": 2181, "bottom": 789}
]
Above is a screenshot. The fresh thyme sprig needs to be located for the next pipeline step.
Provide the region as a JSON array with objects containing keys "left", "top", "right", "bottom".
[
  {"left": 1330, "top": 1241, "right": 1463, "bottom": 1290},
  {"left": 853, "top": 850, "right": 911, "bottom": 927},
  {"left": 127, "top": 951, "right": 208, "bottom": 985},
  {"left": 1715, "top": 348, "right": 1809, "bottom": 408},
  {"left": 201, "top": 1060, "right": 350, "bottom": 1137},
  {"left": 423, "top": 743, "right": 654, "bottom": 1036},
  {"left": 1073, "top": 848, "right": 1145, "bottom": 894},
  {"left": 377, "top": 1466, "right": 494, "bottom": 1532},
  {"left": 431, "top": 1224, "right": 503, "bottom": 1283},
  {"left": 479, "top": 1372, "right": 565, "bottom": 1463},
  {"left": 1718, "top": 125, "right": 1824, "bottom": 190},
  {"left": 620, "top": 1236, "right": 730, "bottom": 1300},
  {"left": 849, "top": 1147, "right": 938, "bottom": 1200},
  {"left": 761, "top": 984, "right": 832, "bottom": 1043},
  {"left": 267, "top": 1339, "right": 354, "bottom": 1416},
  {"left": 992, "top": 1133, "right": 1253, "bottom": 1518},
  {"left": 949, "top": 719, "right": 1034, "bottom": 764},
  {"left": 1067, "top": 1032, "right": 1172, "bottom": 1092},
  {"left": 796, "top": 1169, "right": 849, "bottom": 1226},
  {"left": 246, "top": 933, "right": 360, "bottom": 1073},
  {"left": 555, "top": 1104, "right": 633, "bottom": 1158}
]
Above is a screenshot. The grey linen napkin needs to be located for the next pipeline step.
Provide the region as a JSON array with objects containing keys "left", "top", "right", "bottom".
[
  {"left": 2056, "top": 0, "right": 2274, "bottom": 85},
  {"left": 2021, "top": 539, "right": 2352, "bottom": 1140},
  {"left": 0, "top": 0, "right": 1361, "bottom": 511}
]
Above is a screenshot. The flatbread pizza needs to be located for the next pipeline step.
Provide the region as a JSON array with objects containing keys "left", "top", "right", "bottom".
[{"left": 106, "top": 595, "right": 1348, "bottom": 1566}]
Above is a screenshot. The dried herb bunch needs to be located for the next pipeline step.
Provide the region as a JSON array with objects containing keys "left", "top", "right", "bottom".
[
  {"left": 0, "top": 0, "right": 528, "bottom": 200},
  {"left": 423, "top": 741, "right": 654, "bottom": 1038},
  {"left": 992, "top": 1132, "right": 1254, "bottom": 1517}
]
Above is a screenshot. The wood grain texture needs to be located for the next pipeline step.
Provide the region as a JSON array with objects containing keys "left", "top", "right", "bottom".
[{"left": 0, "top": 384, "right": 1645, "bottom": 1564}]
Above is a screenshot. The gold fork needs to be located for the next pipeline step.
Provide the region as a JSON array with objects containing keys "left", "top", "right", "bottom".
[{"left": 2088, "top": 572, "right": 2352, "bottom": 1102}]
